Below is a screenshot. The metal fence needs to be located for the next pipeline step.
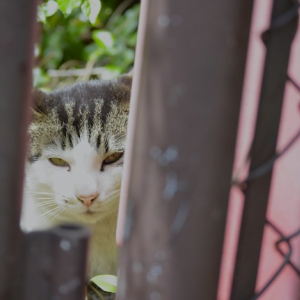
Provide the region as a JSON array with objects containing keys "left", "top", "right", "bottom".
[
  {"left": 230, "top": 1, "right": 299, "bottom": 299},
  {"left": 231, "top": 71, "right": 300, "bottom": 300}
]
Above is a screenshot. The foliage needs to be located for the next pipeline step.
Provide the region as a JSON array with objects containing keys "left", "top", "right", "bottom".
[
  {"left": 35, "top": 0, "right": 139, "bottom": 90},
  {"left": 91, "top": 274, "right": 118, "bottom": 293}
]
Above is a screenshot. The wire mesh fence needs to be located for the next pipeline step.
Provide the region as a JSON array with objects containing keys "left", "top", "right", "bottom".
[{"left": 230, "top": 1, "right": 300, "bottom": 298}]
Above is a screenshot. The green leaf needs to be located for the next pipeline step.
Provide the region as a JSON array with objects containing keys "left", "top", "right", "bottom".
[
  {"left": 92, "top": 30, "right": 114, "bottom": 50},
  {"left": 57, "top": 0, "right": 82, "bottom": 15},
  {"left": 38, "top": 0, "right": 59, "bottom": 22},
  {"left": 91, "top": 275, "right": 117, "bottom": 293},
  {"left": 44, "top": 1, "right": 59, "bottom": 16},
  {"left": 81, "top": 0, "right": 101, "bottom": 24},
  {"left": 37, "top": 7, "right": 46, "bottom": 23}
]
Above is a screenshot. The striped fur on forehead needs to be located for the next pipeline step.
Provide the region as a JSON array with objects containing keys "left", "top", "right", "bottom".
[{"left": 28, "top": 76, "right": 131, "bottom": 161}]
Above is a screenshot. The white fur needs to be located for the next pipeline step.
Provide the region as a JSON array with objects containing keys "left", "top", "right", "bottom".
[{"left": 21, "top": 130, "right": 122, "bottom": 278}]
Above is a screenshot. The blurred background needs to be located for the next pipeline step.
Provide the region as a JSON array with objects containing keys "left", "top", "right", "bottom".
[{"left": 34, "top": 0, "right": 140, "bottom": 90}]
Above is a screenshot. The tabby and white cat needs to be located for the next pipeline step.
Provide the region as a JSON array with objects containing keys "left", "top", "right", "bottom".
[{"left": 21, "top": 75, "right": 131, "bottom": 278}]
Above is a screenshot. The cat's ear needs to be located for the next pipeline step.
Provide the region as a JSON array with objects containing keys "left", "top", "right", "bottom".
[
  {"left": 117, "top": 74, "right": 132, "bottom": 90},
  {"left": 32, "top": 89, "right": 48, "bottom": 116},
  {"left": 116, "top": 74, "right": 132, "bottom": 104}
]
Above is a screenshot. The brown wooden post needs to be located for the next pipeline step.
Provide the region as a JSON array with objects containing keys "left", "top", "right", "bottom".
[
  {"left": 0, "top": 1, "right": 38, "bottom": 299},
  {"left": 0, "top": 3, "right": 91, "bottom": 300},
  {"left": 15, "top": 225, "right": 90, "bottom": 300},
  {"left": 118, "top": 0, "right": 254, "bottom": 299}
]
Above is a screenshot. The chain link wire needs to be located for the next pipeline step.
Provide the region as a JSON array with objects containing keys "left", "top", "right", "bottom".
[{"left": 232, "top": 3, "right": 300, "bottom": 298}]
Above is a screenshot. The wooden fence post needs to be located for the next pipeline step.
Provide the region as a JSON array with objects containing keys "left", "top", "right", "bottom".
[
  {"left": 16, "top": 225, "right": 89, "bottom": 300},
  {"left": 118, "top": 0, "right": 254, "bottom": 299},
  {"left": 0, "top": 1, "right": 38, "bottom": 299},
  {"left": 0, "top": 2, "right": 90, "bottom": 300}
]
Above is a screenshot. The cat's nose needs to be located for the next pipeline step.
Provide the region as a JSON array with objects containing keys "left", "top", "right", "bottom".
[{"left": 77, "top": 192, "right": 99, "bottom": 207}]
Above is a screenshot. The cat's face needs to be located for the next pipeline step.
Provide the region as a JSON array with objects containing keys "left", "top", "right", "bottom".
[{"left": 25, "top": 76, "right": 131, "bottom": 224}]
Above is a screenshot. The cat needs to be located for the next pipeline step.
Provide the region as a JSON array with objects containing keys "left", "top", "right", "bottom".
[{"left": 21, "top": 75, "right": 131, "bottom": 279}]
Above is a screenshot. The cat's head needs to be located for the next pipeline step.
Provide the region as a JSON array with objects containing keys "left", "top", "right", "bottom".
[{"left": 25, "top": 75, "right": 131, "bottom": 224}]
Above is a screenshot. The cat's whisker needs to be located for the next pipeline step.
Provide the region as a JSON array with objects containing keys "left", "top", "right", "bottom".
[
  {"left": 49, "top": 209, "right": 65, "bottom": 222},
  {"left": 39, "top": 205, "right": 59, "bottom": 216},
  {"left": 35, "top": 199, "right": 55, "bottom": 204},
  {"left": 39, "top": 212, "right": 60, "bottom": 224},
  {"left": 104, "top": 193, "right": 119, "bottom": 199},
  {"left": 94, "top": 201, "right": 118, "bottom": 213},
  {"left": 27, "top": 191, "right": 55, "bottom": 195},
  {"left": 46, "top": 211, "right": 61, "bottom": 222},
  {"left": 26, "top": 196, "right": 54, "bottom": 200},
  {"left": 102, "top": 191, "right": 120, "bottom": 202},
  {"left": 103, "top": 189, "right": 120, "bottom": 198},
  {"left": 36, "top": 201, "right": 55, "bottom": 204},
  {"left": 35, "top": 202, "right": 56, "bottom": 208},
  {"left": 29, "top": 192, "right": 54, "bottom": 195},
  {"left": 39, "top": 206, "right": 61, "bottom": 221},
  {"left": 36, "top": 199, "right": 55, "bottom": 202},
  {"left": 46, "top": 205, "right": 68, "bottom": 223}
]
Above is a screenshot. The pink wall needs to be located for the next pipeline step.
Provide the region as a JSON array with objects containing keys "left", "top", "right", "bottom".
[{"left": 218, "top": 1, "right": 300, "bottom": 299}]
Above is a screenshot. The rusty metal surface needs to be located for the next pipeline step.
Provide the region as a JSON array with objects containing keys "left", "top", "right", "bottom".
[
  {"left": 118, "top": 0, "right": 254, "bottom": 299},
  {"left": 0, "top": 0, "right": 38, "bottom": 299},
  {"left": 15, "top": 224, "right": 90, "bottom": 300},
  {"left": 230, "top": 1, "right": 299, "bottom": 299}
]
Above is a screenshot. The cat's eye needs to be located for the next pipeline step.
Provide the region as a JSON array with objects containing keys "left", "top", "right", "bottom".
[
  {"left": 49, "top": 157, "right": 69, "bottom": 168},
  {"left": 102, "top": 152, "right": 123, "bottom": 166}
]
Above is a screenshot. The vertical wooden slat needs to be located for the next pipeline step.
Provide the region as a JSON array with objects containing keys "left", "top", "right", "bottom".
[
  {"left": 118, "top": 0, "right": 254, "bottom": 299},
  {"left": 0, "top": 1, "right": 38, "bottom": 299},
  {"left": 230, "top": 1, "right": 299, "bottom": 299},
  {"left": 16, "top": 225, "right": 89, "bottom": 300}
]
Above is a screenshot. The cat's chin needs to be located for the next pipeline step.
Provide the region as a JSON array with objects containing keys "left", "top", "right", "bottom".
[
  {"left": 80, "top": 211, "right": 101, "bottom": 223},
  {"left": 68, "top": 210, "right": 113, "bottom": 225}
]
